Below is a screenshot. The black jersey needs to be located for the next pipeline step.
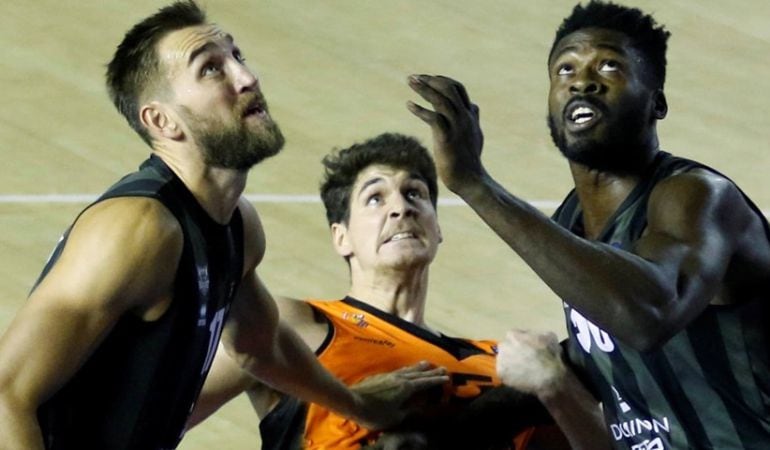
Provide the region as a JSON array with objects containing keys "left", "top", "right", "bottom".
[
  {"left": 553, "top": 152, "right": 770, "bottom": 449},
  {"left": 35, "top": 155, "right": 244, "bottom": 450}
]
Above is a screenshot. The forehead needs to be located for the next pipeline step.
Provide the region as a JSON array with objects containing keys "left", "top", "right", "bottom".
[
  {"left": 550, "top": 27, "right": 633, "bottom": 64},
  {"left": 353, "top": 164, "right": 422, "bottom": 190},
  {"left": 157, "top": 24, "right": 232, "bottom": 70}
]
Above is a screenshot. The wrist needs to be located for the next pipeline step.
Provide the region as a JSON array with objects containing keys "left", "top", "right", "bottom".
[{"left": 451, "top": 170, "right": 492, "bottom": 201}]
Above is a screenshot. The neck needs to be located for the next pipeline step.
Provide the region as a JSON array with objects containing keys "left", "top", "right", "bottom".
[
  {"left": 569, "top": 162, "right": 643, "bottom": 240},
  {"left": 347, "top": 264, "right": 430, "bottom": 327},
  {"left": 153, "top": 145, "right": 248, "bottom": 224}
]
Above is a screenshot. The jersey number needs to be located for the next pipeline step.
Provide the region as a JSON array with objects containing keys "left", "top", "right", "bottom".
[{"left": 570, "top": 308, "right": 615, "bottom": 353}]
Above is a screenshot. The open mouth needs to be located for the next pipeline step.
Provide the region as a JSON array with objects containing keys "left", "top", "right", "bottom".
[
  {"left": 385, "top": 232, "right": 417, "bottom": 243},
  {"left": 243, "top": 98, "right": 266, "bottom": 118},
  {"left": 565, "top": 100, "right": 603, "bottom": 130}
]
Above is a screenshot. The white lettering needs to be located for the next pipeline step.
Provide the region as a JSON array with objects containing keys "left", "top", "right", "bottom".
[
  {"left": 610, "top": 417, "right": 671, "bottom": 443},
  {"left": 201, "top": 308, "right": 225, "bottom": 374},
  {"left": 570, "top": 308, "right": 615, "bottom": 353}
]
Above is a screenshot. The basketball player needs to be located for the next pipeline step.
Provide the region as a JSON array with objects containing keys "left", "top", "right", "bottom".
[
  {"left": 189, "top": 133, "right": 607, "bottom": 449},
  {"left": 0, "top": 2, "right": 446, "bottom": 448},
  {"left": 408, "top": 1, "right": 770, "bottom": 449}
]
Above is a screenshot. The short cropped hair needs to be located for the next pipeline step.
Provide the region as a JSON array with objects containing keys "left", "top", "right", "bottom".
[
  {"left": 550, "top": 0, "right": 671, "bottom": 89},
  {"left": 106, "top": 1, "right": 207, "bottom": 146},
  {"left": 320, "top": 133, "right": 439, "bottom": 226}
]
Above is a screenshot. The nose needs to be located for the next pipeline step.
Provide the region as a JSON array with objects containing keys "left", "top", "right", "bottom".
[
  {"left": 232, "top": 62, "right": 259, "bottom": 93},
  {"left": 569, "top": 69, "right": 604, "bottom": 95},
  {"left": 389, "top": 194, "right": 417, "bottom": 219}
]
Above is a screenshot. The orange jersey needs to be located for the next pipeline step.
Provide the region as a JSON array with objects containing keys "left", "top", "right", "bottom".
[{"left": 259, "top": 297, "right": 534, "bottom": 449}]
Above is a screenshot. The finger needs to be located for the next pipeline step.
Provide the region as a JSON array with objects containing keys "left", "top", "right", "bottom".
[
  {"left": 400, "top": 366, "right": 447, "bottom": 379},
  {"left": 407, "top": 101, "right": 453, "bottom": 140},
  {"left": 424, "top": 74, "right": 467, "bottom": 109},
  {"left": 406, "top": 100, "right": 439, "bottom": 126},
  {"left": 407, "top": 74, "right": 459, "bottom": 117},
  {"left": 404, "top": 374, "right": 450, "bottom": 393},
  {"left": 443, "top": 75, "right": 472, "bottom": 110}
]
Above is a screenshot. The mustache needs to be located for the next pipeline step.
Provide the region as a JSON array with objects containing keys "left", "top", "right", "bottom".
[{"left": 236, "top": 92, "right": 267, "bottom": 116}]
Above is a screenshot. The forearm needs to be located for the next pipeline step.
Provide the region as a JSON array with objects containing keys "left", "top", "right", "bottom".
[
  {"left": 236, "top": 322, "right": 359, "bottom": 420},
  {"left": 536, "top": 371, "right": 610, "bottom": 450},
  {"left": 0, "top": 400, "right": 45, "bottom": 450},
  {"left": 458, "top": 174, "right": 674, "bottom": 343}
]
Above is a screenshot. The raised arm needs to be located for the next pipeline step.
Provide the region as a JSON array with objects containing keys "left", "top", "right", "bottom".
[
  {"left": 407, "top": 74, "right": 768, "bottom": 350},
  {"left": 0, "top": 198, "right": 182, "bottom": 449}
]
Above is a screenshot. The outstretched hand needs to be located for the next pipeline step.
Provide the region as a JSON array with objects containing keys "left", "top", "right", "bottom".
[
  {"left": 496, "top": 330, "right": 566, "bottom": 398},
  {"left": 407, "top": 74, "right": 486, "bottom": 195},
  {"left": 349, "top": 361, "right": 448, "bottom": 431}
]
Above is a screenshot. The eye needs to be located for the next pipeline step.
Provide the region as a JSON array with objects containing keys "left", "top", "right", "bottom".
[
  {"left": 406, "top": 189, "right": 423, "bottom": 200},
  {"left": 557, "top": 63, "right": 574, "bottom": 76},
  {"left": 599, "top": 60, "right": 620, "bottom": 72},
  {"left": 200, "top": 62, "right": 222, "bottom": 77},
  {"left": 233, "top": 49, "right": 246, "bottom": 64},
  {"left": 366, "top": 193, "right": 381, "bottom": 206}
]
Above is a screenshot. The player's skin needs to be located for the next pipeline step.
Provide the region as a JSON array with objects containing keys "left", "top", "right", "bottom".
[
  {"left": 190, "top": 164, "right": 606, "bottom": 449},
  {"left": 406, "top": 27, "right": 770, "bottom": 353},
  {"left": 497, "top": 330, "right": 609, "bottom": 450},
  {"left": 0, "top": 24, "right": 446, "bottom": 449},
  {"left": 190, "top": 164, "right": 444, "bottom": 425}
]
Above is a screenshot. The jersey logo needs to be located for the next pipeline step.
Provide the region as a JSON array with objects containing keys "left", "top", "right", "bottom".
[
  {"left": 569, "top": 307, "right": 615, "bottom": 353},
  {"left": 342, "top": 311, "right": 368, "bottom": 328}
]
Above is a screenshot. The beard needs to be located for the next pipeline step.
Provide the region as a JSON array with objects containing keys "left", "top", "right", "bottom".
[
  {"left": 547, "top": 100, "right": 652, "bottom": 175},
  {"left": 181, "top": 104, "right": 285, "bottom": 171}
]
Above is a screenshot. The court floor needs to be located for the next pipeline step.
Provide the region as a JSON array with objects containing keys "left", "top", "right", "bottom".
[{"left": 1, "top": 1, "right": 768, "bottom": 448}]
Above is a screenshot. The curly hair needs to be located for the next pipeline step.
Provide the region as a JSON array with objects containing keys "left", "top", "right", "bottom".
[
  {"left": 550, "top": 0, "right": 671, "bottom": 88},
  {"left": 320, "top": 133, "right": 438, "bottom": 226}
]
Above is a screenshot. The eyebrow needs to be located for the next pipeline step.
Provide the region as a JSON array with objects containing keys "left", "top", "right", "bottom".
[
  {"left": 550, "top": 42, "right": 627, "bottom": 64},
  {"left": 356, "top": 173, "right": 426, "bottom": 198},
  {"left": 187, "top": 33, "right": 234, "bottom": 67},
  {"left": 357, "top": 177, "right": 385, "bottom": 198}
]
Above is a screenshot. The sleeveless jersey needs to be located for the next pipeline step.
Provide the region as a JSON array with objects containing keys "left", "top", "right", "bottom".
[
  {"left": 35, "top": 155, "right": 244, "bottom": 449},
  {"left": 552, "top": 151, "right": 770, "bottom": 449},
  {"left": 259, "top": 297, "right": 535, "bottom": 450}
]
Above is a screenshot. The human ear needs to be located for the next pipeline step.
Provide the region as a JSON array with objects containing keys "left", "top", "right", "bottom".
[
  {"left": 139, "top": 101, "right": 183, "bottom": 140},
  {"left": 652, "top": 89, "right": 668, "bottom": 120},
  {"left": 331, "top": 223, "right": 353, "bottom": 258}
]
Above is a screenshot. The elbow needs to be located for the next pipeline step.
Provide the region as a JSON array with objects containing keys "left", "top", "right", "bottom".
[{"left": 617, "top": 302, "right": 679, "bottom": 352}]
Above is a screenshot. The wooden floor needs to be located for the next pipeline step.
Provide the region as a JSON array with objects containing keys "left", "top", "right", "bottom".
[{"left": 1, "top": 1, "right": 768, "bottom": 448}]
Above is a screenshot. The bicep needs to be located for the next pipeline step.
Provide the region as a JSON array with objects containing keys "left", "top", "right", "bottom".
[
  {"left": 222, "top": 270, "right": 280, "bottom": 360},
  {"left": 188, "top": 342, "right": 259, "bottom": 427}
]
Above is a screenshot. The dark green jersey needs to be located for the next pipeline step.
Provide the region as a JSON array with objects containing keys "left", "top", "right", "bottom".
[
  {"left": 553, "top": 152, "right": 770, "bottom": 449},
  {"left": 35, "top": 155, "right": 244, "bottom": 449}
]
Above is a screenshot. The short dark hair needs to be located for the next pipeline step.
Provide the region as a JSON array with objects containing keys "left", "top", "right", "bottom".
[
  {"left": 106, "top": 1, "right": 207, "bottom": 146},
  {"left": 550, "top": 0, "right": 671, "bottom": 89},
  {"left": 320, "top": 133, "right": 439, "bottom": 226}
]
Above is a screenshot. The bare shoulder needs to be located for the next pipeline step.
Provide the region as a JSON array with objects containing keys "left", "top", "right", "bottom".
[
  {"left": 274, "top": 296, "right": 330, "bottom": 352},
  {"left": 648, "top": 168, "right": 770, "bottom": 282},
  {"left": 78, "top": 196, "right": 183, "bottom": 241},
  {"left": 236, "top": 197, "right": 266, "bottom": 274},
  {"left": 36, "top": 196, "right": 183, "bottom": 313},
  {"left": 648, "top": 168, "right": 758, "bottom": 234}
]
